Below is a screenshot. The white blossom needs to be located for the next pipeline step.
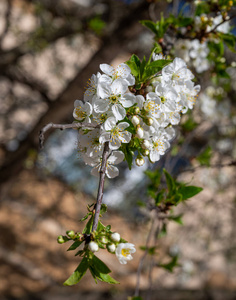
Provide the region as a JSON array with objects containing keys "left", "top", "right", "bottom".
[
  {"left": 88, "top": 241, "right": 99, "bottom": 253},
  {"left": 116, "top": 243, "right": 136, "bottom": 264}
]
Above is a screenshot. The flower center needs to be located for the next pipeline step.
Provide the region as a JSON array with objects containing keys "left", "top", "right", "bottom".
[
  {"left": 121, "top": 248, "right": 131, "bottom": 257},
  {"left": 111, "top": 127, "right": 119, "bottom": 136},
  {"left": 75, "top": 108, "right": 86, "bottom": 119},
  {"left": 160, "top": 96, "right": 166, "bottom": 103},
  {"left": 109, "top": 95, "right": 119, "bottom": 104}
]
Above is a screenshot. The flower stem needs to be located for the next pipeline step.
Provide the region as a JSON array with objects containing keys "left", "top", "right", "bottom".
[{"left": 92, "top": 141, "right": 109, "bottom": 232}]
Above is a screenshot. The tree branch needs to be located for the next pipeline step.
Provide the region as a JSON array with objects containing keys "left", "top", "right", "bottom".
[
  {"left": 39, "top": 122, "right": 100, "bottom": 149},
  {"left": 92, "top": 141, "right": 110, "bottom": 232}
]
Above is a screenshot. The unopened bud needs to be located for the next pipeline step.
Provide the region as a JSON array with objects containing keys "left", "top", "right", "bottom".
[
  {"left": 66, "top": 230, "right": 75, "bottom": 239},
  {"left": 142, "top": 149, "right": 149, "bottom": 156},
  {"left": 142, "top": 139, "right": 150, "bottom": 149},
  {"left": 136, "top": 156, "right": 145, "bottom": 166},
  {"left": 131, "top": 115, "right": 140, "bottom": 126},
  {"left": 134, "top": 107, "right": 140, "bottom": 114},
  {"left": 100, "top": 236, "right": 108, "bottom": 244},
  {"left": 110, "top": 232, "right": 120, "bottom": 242},
  {"left": 136, "top": 126, "right": 144, "bottom": 139},
  {"left": 88, "top": 241, "right": 99, "bottom": 253},
  {"left": 107, "top": 243, "right": 116, "bottom": 253},
  {"left": 147, "top": 118, "right": 153, "bottom": 126},
  {"left": 57, "top": 235, "right": 66, "bottom": 244}
]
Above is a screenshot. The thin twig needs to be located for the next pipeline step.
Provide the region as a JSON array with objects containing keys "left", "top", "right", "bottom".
[
  {"left": 0, "top": 0, "right": 12, "bottom": 47},
  {"left": 92, "top": 141, "right": 109, "bottom": 232},
  {"left": 180, "top": 160, "right": 236, "bottom": 174},
  {"left": 134, "top": 215, "right": 156, "bottom": 297},
  {"left": 39, "top": 122, "right": 100, "bottom": 149}
]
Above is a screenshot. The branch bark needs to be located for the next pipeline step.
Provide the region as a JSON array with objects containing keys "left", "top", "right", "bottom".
[{"left": 92, "top": 142, "right": 110, "bottom": 232}]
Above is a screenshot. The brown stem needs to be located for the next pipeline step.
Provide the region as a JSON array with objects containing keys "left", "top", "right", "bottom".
[
  {"left": 39, "top": 122, "right": 100, "bottom": 149},
  {"left": 92, "top": 142, "right": 110, "bottom": 232}
]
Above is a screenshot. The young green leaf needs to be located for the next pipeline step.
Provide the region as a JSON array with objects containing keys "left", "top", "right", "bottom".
[
  {"left": 163, "top": 169, "right": 176, "bottom": 195},
  {"left": 82, "top": 215, "right": 94, "bottom": 234},
  {"left": 63, "top": 256, "right": 89, "bottom": 286},
  {"left": 178, "top": 185, "right": 203, "bottom": 200},
  {"left": 159, "top": 256, "right": 179, "bottom": 273},
  {"left": 92, "top": 255, "right": 111, "bottom": 274}
]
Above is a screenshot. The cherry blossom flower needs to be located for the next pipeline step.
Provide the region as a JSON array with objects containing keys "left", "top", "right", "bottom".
[{"left": 116, "top": 243, "right": 136, "bottom": 264}]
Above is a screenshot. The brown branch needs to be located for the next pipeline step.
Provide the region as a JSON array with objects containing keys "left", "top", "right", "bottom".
[
  {"left": 39, "top": 122, "right": 100, "bottom": 149},
  {"left": 0, "top": 0, "right": 12, "bottom": 48},
  {"left": 92, "top": 141, "right": 109, "bottom": 232}
]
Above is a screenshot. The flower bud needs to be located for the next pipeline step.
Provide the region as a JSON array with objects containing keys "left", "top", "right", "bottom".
[
  {"left": 107, "top": 243, "right": 116, "bottom": 253},
  {"left": 100, "top": 236, "right": 108, "bottom": 244},
  {"left": 142, "top": 149, "right": 149, "bottom": 156},
  {"left": 57, "top": 235, "right": 66, "bottom": 244},
  {"left": 136, "top": 126, "right": 144, "bottom": 139},
  {"left": 88, "top": 241, "right": 99, "bottom": 253},
  {"left": 131, "top": 115, "right": 140, "bottom": 126},
  {"left": 147, "top": 117, "right": 153, "bottom": 126},
  {"left": 134, "top": 107, "right": 140, "bottom": 114},
  {"left": 110, "top": 232, "right": 120, "bottom": 242},
  {"left": 66, "top": 230, "right": 75, "bottom": 239},
  {"left": 142, "top": 139, "right": 150, "bottom": 149},
  {"left": 135, "top": 156, "right": 145, "bottom": 166}
]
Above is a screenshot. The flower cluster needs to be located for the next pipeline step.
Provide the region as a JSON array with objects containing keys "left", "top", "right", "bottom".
[
  {"left": 73, "top": 57, "right": 200, "bottom": 178},
  {"left": 88, "top": 231, "right": 136, "bottom": 265},
  {"left": 174, "top": 14, "right": 230, "bottom": 73}
]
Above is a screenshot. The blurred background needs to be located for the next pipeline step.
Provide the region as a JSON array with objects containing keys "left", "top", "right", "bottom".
[{"left": 0, "top": 0, "right": 236, "bottom": 299}]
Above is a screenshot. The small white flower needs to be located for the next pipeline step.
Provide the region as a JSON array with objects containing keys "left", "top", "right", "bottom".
[
  {"left": 88, "top": 241, "right": 99, "bottom": 253},
  {"left": 73, "top": 100, "right": 92, "bottom": 123},
  {"left": 100, "top": 63, "right": 135, "bottom": 86},
  {"left": 111, "top": 232, "right": 120, "bottom": 242},
  {"left": 116, "top": 243, "right": 136, "bottom": 265},
  {"left": 107, "top": 244, "right": 116, "bottom": 253},
  {"left": 99, "top": 117, "right": 132, "bottom": 150}
]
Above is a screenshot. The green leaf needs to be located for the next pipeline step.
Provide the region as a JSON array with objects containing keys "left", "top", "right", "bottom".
[
  {"left": 155, "top": 190, "right": 165, "bottom": 206},
  {"left": 130, "top": 54, "right": 141, "bottom": 68},
  {"left": 88, "top": 16, "right": 106, "bottom": 35},
  {"left": 159, "top": 256, "right": 179, "bottom": 273},
  {"left": 176, "top": 17, "right": 193, "bottom": 27},
  {"left": 218, "top": 33, "right": 236, "bottom": 52},
  {"left": 100, "top": 204, "right": 107, "bottom": 215},
  {"left": 122, "top": 144, "right": 133, "bottom": 170},
  {"left": 142, "top": 59, "right": 172, "bottom": 80},
  {"left": 167, "top": 215, "right": 183, "bottom": 225},
  {"left": 92, "top": 255, "right": 111, "bottom": 274},
  {"left": 140, "top": 56, "right": 147, "bottom": 79},
  {"left": 67, "top": 240, "right": 83, "bottom": 251},
  {"left": 178, "top": 185, "right": 203, "bottom": 200},
  {"left": 128, "top": 296, "right": 143, "bottom": 300},
  {"left": 125, "top": 61, "right": 139, "bottom": 77},
  {"left": 97, "top": 220, "right": 106, "bottom": 231},
  {"left": 196, "top": 146, "right": 212, "bottom": 166},
  {"left": 163, "top": 169, "right": 176, "bottom": 195},
  {"left": 63, "top": 256, "right": 89, "bottom": 286},
  {"left": 105, "top": 225, "right": 111, "bottom": 232},
  {"left": 82, "top": 215, "right": 94, "bottom": 234},
  {"left": 90, "top": 265, "right": 120, "bottom": 284},
  {"left": 140, "top": 20, "right": 159, "bottom": 35}
]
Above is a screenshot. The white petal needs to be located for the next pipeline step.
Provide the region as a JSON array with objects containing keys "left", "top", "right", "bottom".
[
  {"left": 125, "top": 73, "right": 135, "bottom": 86},
  {"left": 109, "top": 138, "right": 121, "bottom": 150},
  {"left": 99, "top": 132, "right": 110, "bottom": 144},
  {"left": 74, "top": 99, "right": 83, "bottom": 108},
  {"left": 104, "top": 117, "right": 117, "bottom": 131},
  {"left": 150, "top": 150, "right": 160, "bottom": 163},
  {"left": 111, "top": 78, "right": 128, "bottom": 95},
  {"left": 117, "top": 122, "right": 129, "bottom": 131},
  {"left": 93, "top": 98, "right": 109, "bottom": 113},
  {"left": 106, "top": 165, "right": 119, "bottom": 178},
  {"left": 112, "top": 104, "right": 126, "bottom": 121},
  {"left": 100, "top": 63, "right": 114, "bottom": 76},
  {"left": 136, "top": 95, "right": 145, "bottom": 108},
  {"left": 91, "top": 165, "right": 100, "bottom": 177},
  {"left": 97, "top": 82, "right": 111, "bottom": 99},
  {"left": 108, "top": 151, "right": 124, "bottom": 165},
  {"left": 120, "top": 93, "right": 135, "bottom": 108},
  {"left": 116, "top": 63, "right": 131, "bottom": 78},
  {"left": 119, "top": 131, "right": 132, "bottom": 143}
]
